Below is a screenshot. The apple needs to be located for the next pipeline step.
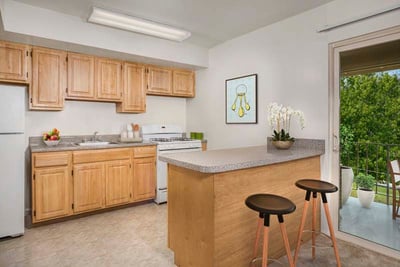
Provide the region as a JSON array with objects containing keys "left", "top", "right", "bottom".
[{"left": 50, "top": 135, "right": 58, "bottom": 141}]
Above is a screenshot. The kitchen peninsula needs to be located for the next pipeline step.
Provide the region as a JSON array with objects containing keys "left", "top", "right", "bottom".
[{"left": 159, "top": 139, "right": 325, "bottom": 267}]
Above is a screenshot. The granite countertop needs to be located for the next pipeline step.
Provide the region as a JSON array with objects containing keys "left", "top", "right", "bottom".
[
  {"left": 30, "top": 135, "right": 156, "bottom": 153},
  {"left": 159, "top": 139, "right": 325, "bottom": 173}
]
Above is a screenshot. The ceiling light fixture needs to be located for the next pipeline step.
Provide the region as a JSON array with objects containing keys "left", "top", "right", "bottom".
[{"left": 88, "top": 7, "right": 191, "bottom": 42}]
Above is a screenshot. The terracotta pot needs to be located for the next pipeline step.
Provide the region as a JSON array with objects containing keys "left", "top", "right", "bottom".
[{"left": 272, "top": 140, "right": 294, "bottom": 150}]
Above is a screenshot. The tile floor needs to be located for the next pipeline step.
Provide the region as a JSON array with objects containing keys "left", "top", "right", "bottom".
[
  {"left": 0, "top": 203, "right": 398, "bottom": 267},
  {"left": 340, "top": 196, "right": 400, "bottom": 250}
]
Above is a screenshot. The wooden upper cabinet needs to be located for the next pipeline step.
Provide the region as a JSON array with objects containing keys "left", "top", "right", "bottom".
[
  {"left": 95, "top": 57, "right": 122, "bottom": 101},
  {"left": 0, "top": 41, "right": 30, "bottom": 83},
  {"left": 30, "top": 47, "right": 66, "bottom": 110},
  {"left": 116, "top": 63, "right": 146, "bottom": 113},
  {"left": 172, "top": 69, "right": 195, "bottom": 97},
  {"left": 67, "top": 52, "right": 95, "bottom": 99},
  {"left": 146, "top": 66, "right": 172, "bottom": 95}
]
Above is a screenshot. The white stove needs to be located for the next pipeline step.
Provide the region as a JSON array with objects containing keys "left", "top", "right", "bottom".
[{"left": 142, "top": 125, "right": 202, "bottom": 204}]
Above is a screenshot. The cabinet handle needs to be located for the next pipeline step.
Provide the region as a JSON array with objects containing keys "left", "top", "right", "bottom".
[{"left": 333, "top": 134, "right": 339, "bottom": 152}]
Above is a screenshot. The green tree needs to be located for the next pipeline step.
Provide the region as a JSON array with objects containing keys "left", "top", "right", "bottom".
[{"left": 340, "top": 72, "right": 400, "bottom": 181}]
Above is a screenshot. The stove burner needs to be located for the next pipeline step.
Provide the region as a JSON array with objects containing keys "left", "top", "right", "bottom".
[{"left": 150, "top": 137, "right": 195, "bottom": 142}]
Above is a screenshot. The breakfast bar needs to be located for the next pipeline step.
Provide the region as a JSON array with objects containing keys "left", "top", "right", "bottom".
[{"left": 159, "top": 140, "right": 325, "bottom": 267}]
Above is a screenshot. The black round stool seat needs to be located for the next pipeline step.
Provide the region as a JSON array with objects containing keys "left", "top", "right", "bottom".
[
  {"left": 295, "top": 179, "right": 338, "bottom": 193},
  {"left": 245, "top": 194, "right": 296, "bottom": 215}
]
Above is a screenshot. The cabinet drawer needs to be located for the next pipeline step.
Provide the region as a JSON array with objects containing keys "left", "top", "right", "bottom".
[
  {"left": 73, "top": 148, "right": 131, "bottom": 164},
  {"left": 133, "top": 146, "right": 156, "bottom": 158},
  {"left": 34, "top": 152, "right": 70, "bottom": 167}
]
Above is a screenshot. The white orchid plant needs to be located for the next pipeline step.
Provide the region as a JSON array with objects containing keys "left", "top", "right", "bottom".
[{"left": 267, "top": 102, "right": 305, "bottom": 142}]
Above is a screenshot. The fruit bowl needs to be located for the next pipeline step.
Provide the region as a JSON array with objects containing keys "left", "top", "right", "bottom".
[{"left": 44, "top": 140, "right": 60, "bottom": 146}]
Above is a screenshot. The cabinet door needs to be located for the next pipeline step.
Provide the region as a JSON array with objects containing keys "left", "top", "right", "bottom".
[
  {"left": 116, "top": 63, "right": 146, "bottom": 113},
  {"left": 105, "top": 160, "right": 131, "bottom": 206},
  {"left": 67, "top": 52, "right": 95, "bottom": 99},
  {"left": 33, "top": 166, "right": 71, "bottom": 222},
  {"left": 172, "top": 69, "right": 195, "bottom": 97},
  {"left": 146, "top": 66, "right": 172, "bottom": 95},
  {"left": 31, "top": 47, "right": 66, "bottom": 110},
  {"left": 0, "top": 41, "right": 30, "bottom": 83},
  {"left": 95, "top": 58, "right": 122, "bottom": 101},
  {"left": 133, "top": 157, "right": 156, "bottom": 200},
  {"left": 73, "top": 163, "right": 105, "bottom": 213}
]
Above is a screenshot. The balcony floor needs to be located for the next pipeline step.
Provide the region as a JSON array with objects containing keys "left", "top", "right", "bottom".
[{"left": 339, "top": 196, "right": 400, "bottom": 251}]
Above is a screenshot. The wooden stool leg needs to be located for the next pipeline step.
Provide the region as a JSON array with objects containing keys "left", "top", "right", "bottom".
[
  {"left": 278, "top": 215, "right": 294, "bottom": 267},
  {"left": 321, "top": 193, "right": 341, "bottom": 267},
  {"left": 262, "top": 214, "right": 270, "bottom": 267},
  {"left": 312, "top": 192, "right": 317, "bottom": 259},
  {"left": 294, "top": 191, "right": 311, "bottom": 265},
  {"left": 253, "top": 215, "right": 263, "bottom": 258}
]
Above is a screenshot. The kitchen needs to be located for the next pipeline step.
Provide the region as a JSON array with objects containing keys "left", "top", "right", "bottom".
[{"left": 1, "top": 0, "right": 400, "bottom": 266}]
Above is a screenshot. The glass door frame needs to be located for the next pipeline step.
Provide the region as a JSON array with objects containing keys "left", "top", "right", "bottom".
[{"left": 328, "top": 25, "right": 400, "bottom": 259}]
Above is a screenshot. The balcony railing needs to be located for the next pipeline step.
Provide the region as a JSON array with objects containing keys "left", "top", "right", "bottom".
[{"left": 341, "top": 141, "right": 400, "bottom": 205}]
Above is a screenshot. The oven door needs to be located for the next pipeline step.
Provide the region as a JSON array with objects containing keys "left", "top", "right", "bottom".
[{"left": 156, "top": 147, "right": 202, "bottom": 204}]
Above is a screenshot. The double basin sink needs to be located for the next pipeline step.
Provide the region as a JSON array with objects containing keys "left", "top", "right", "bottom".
[{"left": 76, "top": 141, "right": 118, "bottom": 147}]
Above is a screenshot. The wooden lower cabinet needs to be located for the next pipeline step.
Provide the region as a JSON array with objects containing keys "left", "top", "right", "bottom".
[
  {"left": 31, "top": 146, "right": 156, "bottom": 223},
  {"left": 73, "top": 162, "right": 105, "bottom": 213},
  {"left": 33, "top": 166, "right": 71, "bottom": 222},
  {"left": 105, "top": 160, "right": 131, "bottom": 206},
  {"left": 133, "top": 157, "right": 156, "bottom": 200}
]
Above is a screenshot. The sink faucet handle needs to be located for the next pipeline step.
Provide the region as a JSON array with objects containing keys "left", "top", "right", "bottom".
[{"left": 93, "top": 131, "right": 98, "bottom": 141}]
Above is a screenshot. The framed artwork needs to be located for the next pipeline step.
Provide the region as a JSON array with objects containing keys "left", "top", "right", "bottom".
[{"left": 225, "top": 74, "right": 257, "bottom": 124}]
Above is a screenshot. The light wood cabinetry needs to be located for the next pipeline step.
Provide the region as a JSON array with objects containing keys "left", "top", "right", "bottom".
[
  {"left": 172, "top": 69, "right": 195, "bottom": 97},
  {"left": 146, "top": 65, "right": 172, "bottom": 95},
  {"left": 0, "top": 41, "right": 30, "bottom": 83},
  {"left": 30, "top": 47, "right": 66, "bottom": 110},
  {"left": 66, "top": 52, "right": 95, "bottom": 99},
  {"left": 31, "top": 146, "right": 156, "bottom": 223},
  {"left": 116, "top": 63, "right": 146, "bottom": 113},
  {"left": 72, "top": 148, "right": 132, "bottom": 212},
  {"left": 95, "top": 57, "right": 122, "bottom": 101},
  {"left": 133, "top": 146, "right": 156, "bottom": 200},
  {"left": 31, "top": 152, "right": 72, "bottom": 223},
  {"left": 105, "top": 159, "right": 131, "bottom": 206},
  {"left": 73, "top": 162, "right": 105, "bottom": 213}
]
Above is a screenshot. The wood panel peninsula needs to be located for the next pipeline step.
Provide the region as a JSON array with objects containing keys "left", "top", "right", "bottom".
[{"left": 159, "top": 139, "right": 325, "bottom": 267}]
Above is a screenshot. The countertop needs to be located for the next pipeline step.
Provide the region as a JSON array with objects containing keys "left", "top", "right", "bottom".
[
  {"left": 159, "top": 139, "right": 324, "bottom": 173},
  {"left": 30, "top": 135, "right": 156, "bottom": 153}
]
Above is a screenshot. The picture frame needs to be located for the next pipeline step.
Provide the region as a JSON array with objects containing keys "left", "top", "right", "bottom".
[{"left": 225, "top": 74, "right": 258, "bottom": 124}]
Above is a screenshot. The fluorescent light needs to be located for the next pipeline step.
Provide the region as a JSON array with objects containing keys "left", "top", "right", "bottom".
[{"left": 88, "top": 7, "right": 191, "bottom": 42}]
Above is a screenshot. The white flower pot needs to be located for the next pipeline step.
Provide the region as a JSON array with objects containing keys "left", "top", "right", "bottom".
[
  {"left": 340, "top": 167, "right": 354, "bottom": 207},
  {"left": 357, "top": 189, "right": 375, "bottom": 208}
]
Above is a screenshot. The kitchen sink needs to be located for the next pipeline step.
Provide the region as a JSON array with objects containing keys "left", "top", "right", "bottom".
[{"left": 76, "top": 141, "right": 117, "bottom": 146}]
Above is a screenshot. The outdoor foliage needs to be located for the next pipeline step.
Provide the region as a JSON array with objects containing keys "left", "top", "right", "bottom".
[
  {"left": 354, "top": 172, "right": 375, "bottom": 190},
  {"left": 340, "top": 71, "right": 400, "bottom": 183}
]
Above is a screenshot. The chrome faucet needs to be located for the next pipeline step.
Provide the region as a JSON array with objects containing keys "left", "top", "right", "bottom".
[{"left": 92, "top": 131, "right": 98, "bottom": 141}]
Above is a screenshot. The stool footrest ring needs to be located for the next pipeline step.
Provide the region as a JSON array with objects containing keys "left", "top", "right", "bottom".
[{"left": 300, "top": 230, "right": 334, "bottom": 249}]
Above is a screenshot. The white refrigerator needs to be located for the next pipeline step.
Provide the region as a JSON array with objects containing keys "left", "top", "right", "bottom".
[{"left": 0, "top": 84, "right": 25, "bottom": 238}]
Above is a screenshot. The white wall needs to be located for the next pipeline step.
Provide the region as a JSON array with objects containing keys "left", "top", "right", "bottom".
[
  {"left": 26, "top": 96, "right": 186, "bottom": 138},
  {"left": 188, "top": 0, "right": 400, "bottom": 150}
]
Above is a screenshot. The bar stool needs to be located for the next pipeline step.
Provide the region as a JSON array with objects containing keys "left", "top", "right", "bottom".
[
  {"left": 245, "top": 194, "right": 296, "bottom": 267},
  {"left": 293, "top": 179, "right": 341, "bottom": 267}
]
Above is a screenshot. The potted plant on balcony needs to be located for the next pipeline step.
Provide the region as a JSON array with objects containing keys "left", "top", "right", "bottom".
[
  {"left": 354, "top": 172, "right": 375, "bottom": 208},
  {"left": 267, "top": 103, "right": 305, "bottom": 149}
]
